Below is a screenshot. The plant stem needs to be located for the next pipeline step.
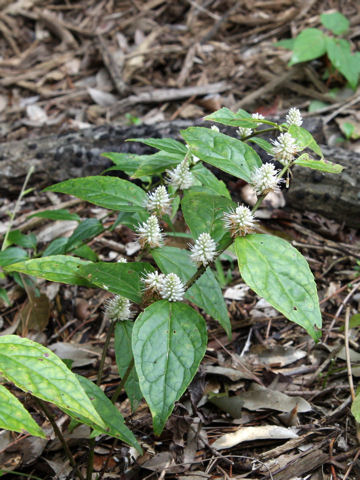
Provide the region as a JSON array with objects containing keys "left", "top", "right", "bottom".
[
  {"left": 97, "top": 320, "right": 116, "bottom": 386},
  {"left": 111, "top": 358, "right": 134, "bottom": 404},
  {"left": 185, "top": 193, "right": 267, "bottom": 291},
  {"left": 35, "top": 399, "right": 86, "bottom": 480},
  {"left": 243, "top": 127, "right": 280, "bottom": 141},
  {"left": 2, "top": 166, "right": 34, "bottom": 251}
]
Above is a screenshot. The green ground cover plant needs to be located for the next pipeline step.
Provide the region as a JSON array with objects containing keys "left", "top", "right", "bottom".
[
  {"left": 1, "top": 106, "right": 356, "bottom": 479},
  {"left": 277, "top": 11, "right": 360, "bottom": 90}
]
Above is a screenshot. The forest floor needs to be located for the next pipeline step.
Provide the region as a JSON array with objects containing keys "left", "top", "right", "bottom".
[{"left": 1, "top": 1, "right": 360, "bottom": 479}]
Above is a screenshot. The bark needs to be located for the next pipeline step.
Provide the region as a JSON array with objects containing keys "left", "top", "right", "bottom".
[{"left": 1, "top": 118, "right": 359, "bottom": 227}]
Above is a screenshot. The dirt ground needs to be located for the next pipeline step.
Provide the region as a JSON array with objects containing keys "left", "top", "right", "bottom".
[{"left": 1, "top": 1, "right": 360, "bottom": 479}]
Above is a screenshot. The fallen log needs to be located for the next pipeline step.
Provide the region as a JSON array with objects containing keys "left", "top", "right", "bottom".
[{"left": 1, "top": 119, "right": 359, "bottom": 228}]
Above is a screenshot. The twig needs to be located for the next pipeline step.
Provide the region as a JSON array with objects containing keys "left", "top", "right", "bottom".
[
  {"left": 342, "top": 448, "right": 360, "bottom": 480},
  {"left": 323, "top": 281, "right": 360, "bottom": 343},
  {"left": 345, "top": 306, "right": 356, "bottom": 402},
  {"left": 35, "top": 399, "right": 85, "bottom": 480},
  {"left": 97, "top": 320, "right": 116, "bottom": 386}
]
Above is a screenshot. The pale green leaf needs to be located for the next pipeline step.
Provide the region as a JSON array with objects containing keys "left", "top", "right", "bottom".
[
  {"left": 0, "top": 335, "right": 106, "bottom": 429},
  {"left": 321, "top": 12, "right": 349, "bottom": 35},
  {"left": 289, "top": 29, "right": 327, "bottom": 65},
  {"left": 294, "top": 153, "right": 343, "bottom": 173},
  {"left": 4, "top": 256, "right": 93, "bottom": 287},
  {"left": 0, "top": 384, "right": 46, "bottom": 438},
  {"left": 288, "top": 125, "right": 323, "bottom": 158}
]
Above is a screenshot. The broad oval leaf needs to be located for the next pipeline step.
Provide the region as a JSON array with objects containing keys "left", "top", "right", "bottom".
[
  {"left": 325, "top": 37, "right": 359, "bottom": 90},
  {"left": 132, "top": 300, "right": 207, "bottom": 434},
  {"left": 152, "top": 246, "right": 231, "bottom": 338},
  {"left": 65, "top": 218, "right": 104, "bottom": 251},
  {"left": 205, "top": 108, "right": 276, "bottom": 128},
  {"left": 4, "top": 255, "right": 93, "bottom": 287},
  {"left": 76, "top": 375, "right": 142, "bottom": 452},
  {"left": 235, "top": 234, "right": 321, "bottom": 340},
  {"left": 127, "top": 138, "right": 187, "bottom": 155},
  {"left": 27, "top": 209, "right": 81, "bottom": 222},
  {"left": 288, "top": 125, "right": 323, "bottom": 158},
  {"left": 289, "top": 28, "right": 326, "bottom": 65},
  {"left": 115, "top": 322, "right": 142, "bottom": 412},
  {"left": 45, "top": 176, "right": 147, "bottom": 212},
  {"left": 321, "top": 12, "right": 349, "bottom": 35},
  {"left": 0, "top": 335, "right": 106, "bottom": 429},
  {"left": 181, "top": 127, "right": 262, "bottom": 182},
  {"left": 294, "top": 153, "right": 343, "bottom": 173},
  {"left": 0, "top": 384, "right": 46, "bottom": 438},
  {"left": 0, "top": 247, "right": 28, "bottom": 268},
  {"left": 182, "top": 190, "right": 235, "bottom": 245},
  {"left": 132, "top": 151, "right": 184, "bottom": 178},
  {"left": 78, "top": 262, "right": 154, "bottom": 304},
  {"left": 191, "top": 163, "right": 231, "bottom": 198}
]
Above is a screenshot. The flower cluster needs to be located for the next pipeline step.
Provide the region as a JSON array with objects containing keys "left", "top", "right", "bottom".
[
  {"left": 190, "top": 233, "right": 217, "bottom": 266},
  {"left": 223, "top": 204, "right": 255, "bottom": 237},
  {"left": 136, "top": 215, "right": 164, "bottom": 248},
  {"left": 146, "top": 185, "right": 171, "bottom": 216},
  {"left": 166, "top": 158, "right": 194, "bottom": 190},
  {"left": 237, "top": 112, "right": 265, "bottom": 138},
  {"left": 286, "top": 107, "right": 302, "bottom": 127},
  {"left": 105, "top": 295, "right": 133, "bottom": 321},
  {"left": 143, "top": 271, "right": 185, "bottom": 302},
  {"left": 271, "top": 132, "right": 299, "bottom": 166},
  {"left": 251, "top": 163, "right": 281, "bottom": 196}
]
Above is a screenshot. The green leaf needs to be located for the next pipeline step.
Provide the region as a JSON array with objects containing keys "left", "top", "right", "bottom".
[
  {"left": 275, "top": 38, "right": 295, "bottom": 50},
  {"left": 248, "top": 137, "right": 274, "bottom": 154},
  {"left": 192, "top": 163, "right": 231, "bottom": 198},
  {"left": 351, "top": 392, "right": 360, "bottom": 422},
  {"left": 5, "top": 230, "right": 37, "bottom": 250},
  {"left": 205, "top": 107, "right": 253, "bottom": 128},
  {"left": 341, "top": 122, "right": 356, "bottom": 140},
  {"left": 114, "top": 322, "right": 142, "bottom": 411},
  {"left": 235, "top": 234, "right": 321, "bottom": 340},
  {"left": 76, "top": 375, "right": 142, "bottom": 452},
  {"left": 132, "top": 300, "right": 207, "bottom": 434},
  {"left": 45, "top": 176, "right": 147, "bottom": 213},
  {"left": 0, "top": 335, "right": 106, "bottom": 429},
  {"left": 102, "top": 152, "right": 140, "bottom": 176},
  {"left": 132, "top": 151, "right": 184, "bottom": 179},
  {"left": 326, "top": 37, "right": 359, "bottom": 89},
  {"left": 182, "top": 190, "right": 234, "bottom": 246},
  {"left": 4, "top": 255, "right": 93, "bottom": 287},
  {"left": 0, "top": 384, "right": 46, "bottom": 438},
  {"left": 127, "top": 138, "right": 187, "bottom": 155},
  {"left": 77, "top": 262, "right": 154, "bottom": 303},
  {"left": 294, "top": 153, "right": 343, "bottom": 173},
  {"left": 288, "top": 125, "right": 323, "bottom": 158},
  {"left": 308, "top": 100, "right": 330, "bottom": 112},
  {"left": 0, "top": 247, "right": 28, "bottom": 267},
  {"left": 0, "top": 288, "right": 10, "bottom": 306},
  {"left": 152, "top": 246, "right": 231, "bottom": 337},
  {"left": 71, "top": 244, "right": 98, "bottom": 262},
  {"left": 181, "top": 127, "right": 262, "bottom": 182},
  {"left": 42, "top": 238, "right": 68, "bottom": 256},
  {"left": 66, "top": 219, "right": 104, "bottom": 251},
  {"left": 289, "top": 28, "right": 327, "bottom": 65},
  {"left": 113, "top": 210, "right": 149, "bottom": 230},
  {"left": 27, "top": 209, "right": 81, "bottom": 222},
  {"left": 321, "top": 12, "right": 349, "bottom": 35}
]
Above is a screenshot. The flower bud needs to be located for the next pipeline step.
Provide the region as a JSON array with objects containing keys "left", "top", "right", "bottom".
[
  {"left": 190, "top": 233, "right": 217, "bottom": 266},
  {"left": 146, "top": 185, "right": 171, "bottom": 216},
  {"left": 223, "top": 204, "right": 255, "bottom": 237},
  {"left": 286, "top": 107, "right": 302, "bottom": 127},
  {"left": 271, "top": 132, "right": 299, "bottom": 165},
  {"left": 105, "top": 295, "right": 133, "bottom": 321},
  {"left": 166, "top": 158, "right": 194, "bottom": 190},
  {"left": 251, "top": 163, "right": 281, "bottom": 196}
]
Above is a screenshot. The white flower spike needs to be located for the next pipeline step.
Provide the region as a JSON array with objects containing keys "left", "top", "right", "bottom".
[
  {"left": 146, "top": 185, "right": 171, "bottom": 216},
  {"left": 286, "top": 107, "right": 303, "bottom": 127},
  {"left": 136, "top": 215, "right": 164, "bottom": 248},
  {"left": 251, "top": 163, "right": 281, "bottom": 196},
  {"left": 271, "top": 132, "right": 299, "bottom": 165},
  {"left": 166, "top": 158, "right": 194, "bottom": 190},
  {"left": 190, "top": 233, "right": 217, "bottom": 266},
  {"left": 159, "top": 273, "right": 185, "bottom": 302},
  {"left": 211, "top": 125, "right": 220, "bottom": 132},
  {"left": 142, "top": 271, "right": 165, "bottom": 293},
  {"left": 105, "top": 295, "right": 133, "bottom": 321},
  {"left": 223, "top": 204, "right": 255, "bottom": 237},
  {"left": 237, "top": 126, "right": 252, "bottom": 138}
]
